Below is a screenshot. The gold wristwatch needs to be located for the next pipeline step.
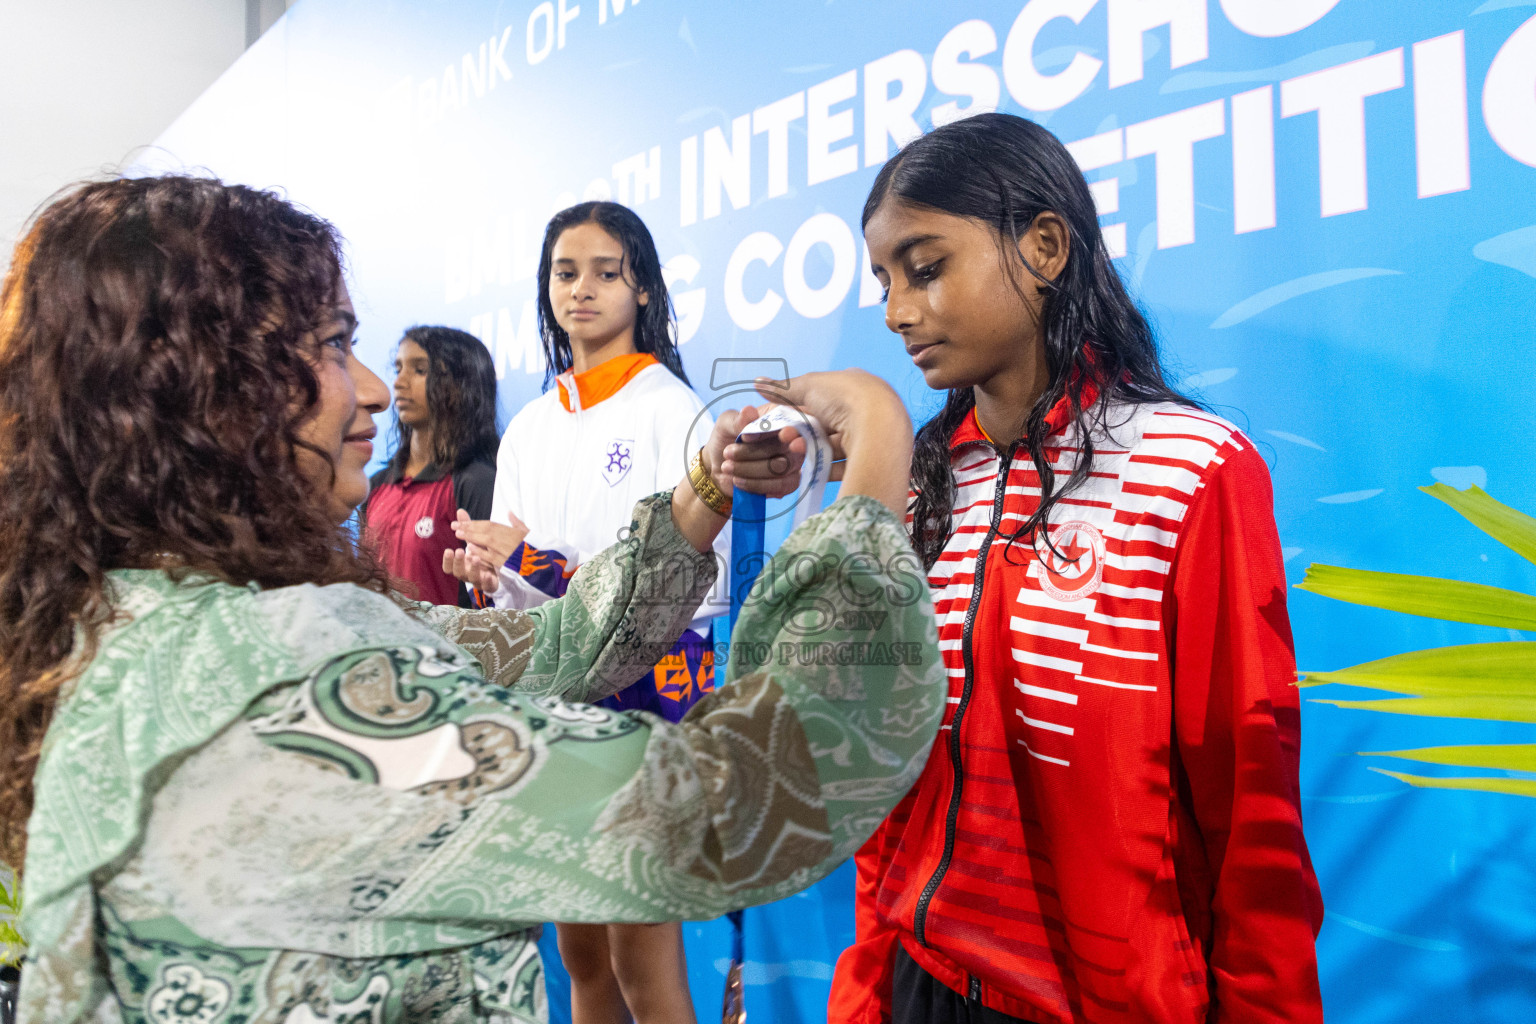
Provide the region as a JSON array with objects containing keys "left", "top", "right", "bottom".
[{"left": 688, "top": 447, "right": 732, "bottom": 517}]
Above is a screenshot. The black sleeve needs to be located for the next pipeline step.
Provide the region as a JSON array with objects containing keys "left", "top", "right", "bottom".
[
  {"left": 448, "top": 462, "right": 498, "bottom": 607},
  {"left": 451, "top": 460, "right": 497, "bottom": 521}
]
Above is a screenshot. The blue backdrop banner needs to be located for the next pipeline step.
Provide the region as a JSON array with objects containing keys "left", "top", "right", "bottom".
[{"left": 138, "top": 2, "right": 1536, "bottom": 1020}]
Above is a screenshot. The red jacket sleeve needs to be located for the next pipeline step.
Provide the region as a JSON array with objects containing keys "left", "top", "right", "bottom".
[
  {"left": 1165, "top": 444, "right": 1324, "bottom": 1022},
  {"left": 828, "top": 827, "right": 899, "bottom": 1024}
]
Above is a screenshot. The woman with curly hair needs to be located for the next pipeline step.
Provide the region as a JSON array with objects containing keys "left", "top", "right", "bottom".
[
  {"left": 0, "top": 174, "right": 941, "bottom": 1024},
  {"left": 363, "top": 325, "right": 500, "bottom": 606}
]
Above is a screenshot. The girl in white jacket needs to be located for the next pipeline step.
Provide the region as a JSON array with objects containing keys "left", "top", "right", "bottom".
[{"left": 450, "top": 201, "right": 727, "bottom": 1024}]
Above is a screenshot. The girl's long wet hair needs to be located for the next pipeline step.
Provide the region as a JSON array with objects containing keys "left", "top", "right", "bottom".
[
  {"left": 865, "top": 113, "right": 1192, "bottom": 570},
  {"left": 0, "top": 175, "right": 389, "bottom": 870},
  {"left": 536, "top": 201, "right": 689, "bottom": 387},
  {"left": 386, "top": 325, "right": 501, "bottom": 475}
]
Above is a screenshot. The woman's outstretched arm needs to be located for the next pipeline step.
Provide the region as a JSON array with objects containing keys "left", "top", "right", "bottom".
[
  {"left": 101, "top": 372, "right": 940, "bottom": 950},
  {"left": 420, "top": 490, "right": 717, "bottom": 703},
  {"left": 431, "top": 370, "right": 911, "bottom": 698}
]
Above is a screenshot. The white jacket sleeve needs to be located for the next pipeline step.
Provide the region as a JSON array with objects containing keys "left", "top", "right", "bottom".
[{"left": 485, "top": 418, "right": 540, "bottom": 609}]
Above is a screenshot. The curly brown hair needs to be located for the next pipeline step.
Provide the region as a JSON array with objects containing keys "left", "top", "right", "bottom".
[{"left": 0, "top": 176, "right": 390, "bottom": 870}]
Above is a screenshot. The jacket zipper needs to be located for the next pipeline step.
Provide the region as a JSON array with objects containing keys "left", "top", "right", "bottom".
[{"left": 913, "top": 441, "right": 1016, "bottom": 946}]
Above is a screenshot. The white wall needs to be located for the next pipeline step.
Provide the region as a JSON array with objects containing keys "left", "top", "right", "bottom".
[{"left": 0, "top": 0, "right": 277, "bottom": 274}]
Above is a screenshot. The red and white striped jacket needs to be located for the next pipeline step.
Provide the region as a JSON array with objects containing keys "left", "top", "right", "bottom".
[{"left": 829, "top": 398, "right": 1323, "bottom": 1024}]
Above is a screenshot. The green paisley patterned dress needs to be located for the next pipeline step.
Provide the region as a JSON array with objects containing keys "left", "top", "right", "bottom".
[{"left": 18, "top": 492, "right": 943, "bottom": 1024}]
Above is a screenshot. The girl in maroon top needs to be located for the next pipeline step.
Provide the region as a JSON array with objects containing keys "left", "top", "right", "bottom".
[{"left": 362, "top": 325, "right": 498, "bottom": 606}]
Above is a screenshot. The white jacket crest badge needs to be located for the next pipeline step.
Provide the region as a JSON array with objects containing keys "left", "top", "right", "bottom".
[{"left": 602, "top": 438, "right": 635, "bottom": 487}]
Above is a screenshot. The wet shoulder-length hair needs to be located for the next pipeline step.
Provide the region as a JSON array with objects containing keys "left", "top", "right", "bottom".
[
  {"left": 535, "top": 200, "right": 689, "bottom": 387},
  {"left": 864, "top": 113, "right": 1192, "bottom": 570},
  {"left": 0, "top": 175, "right": 388, "bottom": 869},
  {"left": 386, "top": 324, "right": 501, "bottom": 475}
]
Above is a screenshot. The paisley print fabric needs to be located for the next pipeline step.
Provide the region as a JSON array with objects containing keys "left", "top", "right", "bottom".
[
  {"left": 97, "top": 896, "right": 544, "bottom": 1023},
  {"left": 421, "top": 607, "right": 536, "bottom": 691},
  {"left": 19, "top": 493, "right": 945, "bottom": 1023}
]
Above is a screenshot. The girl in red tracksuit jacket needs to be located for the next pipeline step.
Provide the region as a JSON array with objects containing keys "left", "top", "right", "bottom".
[{"left": 829, "top": 113, "right": 1324, "bottom": 1024}]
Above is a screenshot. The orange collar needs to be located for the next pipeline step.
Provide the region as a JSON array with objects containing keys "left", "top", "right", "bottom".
[
  {"left": 973, "top": 409, "right": 995, "bottom": 444},
  {"left": 555, "top": 352, "right": 658, "bottom": 412}
]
